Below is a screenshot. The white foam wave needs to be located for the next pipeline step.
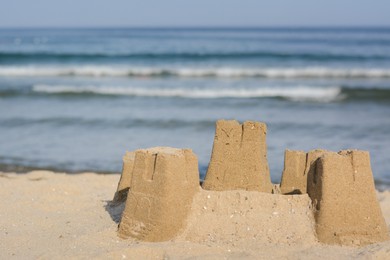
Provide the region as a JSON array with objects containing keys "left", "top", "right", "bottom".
[
  {"left": 32, "top": 84, "right": 342, "bottom": 102},
  {"left": 1, "top": 66, "right": 390, "bottom": 78}
]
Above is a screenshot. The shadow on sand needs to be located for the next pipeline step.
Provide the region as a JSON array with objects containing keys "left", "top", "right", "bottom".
[{"left": 104, "top": 200, "right": 126, "bottom": 224}]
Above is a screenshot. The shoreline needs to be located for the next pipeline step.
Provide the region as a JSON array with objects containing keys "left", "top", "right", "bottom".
[{"left": 1, "top": 170, "right": 390, "bottom": 259}]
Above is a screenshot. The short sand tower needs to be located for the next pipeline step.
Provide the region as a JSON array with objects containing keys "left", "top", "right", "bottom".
[
  {"left": 113, "top": 151, "right": 135, "bottom": 203},
  {"left": 202, "top": 120, "right": 273, "bottom": 192},
  {"left": 280, "top": 149, "right": 307, "bottom": 194},
  {"left": 118, "top": 147, "right": 200, "bottom": 242},
  {"left": 280, "top": 149, "right": 328, "bottom": 194},
  {"left": 307, "top": 150, "right": 389, "bottom": 246}
]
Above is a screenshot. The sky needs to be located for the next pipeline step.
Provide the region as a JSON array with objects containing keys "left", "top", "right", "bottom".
[{"left": 1, "top": 0, "right": 390, "bottom": 27}]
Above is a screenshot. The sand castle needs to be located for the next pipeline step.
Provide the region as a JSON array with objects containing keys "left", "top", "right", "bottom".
[
  {"left": 307, "top": 150, "right": 389, "bottom": 245},
  {"left": 202, "top": 120, "right": 273, "bottom": 192},
  {"left": 279, "top": 149, "right": 307, "bottom": 194},
  {"left": 280, "top": 149, "right": 327, "bottom": 194},
  {"left": 115, "top": 120, "right": 389, "bottom": 246},
  {"left": 117, "top": 147, "right": 199, "bottom": 241},
  {"left": 280, "top": 149, "right": 388, "bottom": 245}
]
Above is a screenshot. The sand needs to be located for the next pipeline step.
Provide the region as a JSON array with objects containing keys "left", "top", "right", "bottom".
[{"left": 1, "top": 170, "right": 390, "bottom": 259}]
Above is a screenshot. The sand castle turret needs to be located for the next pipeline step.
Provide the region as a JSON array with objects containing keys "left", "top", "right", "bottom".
[
  {"left": 113, "top": 151, "right": 135, "bottom": 203},
  {"left": 202, "top": 120, "right": 273, "bottom": 192},
  {"left": 306, "top": 150, "right": 389, "bottom": 246},
  {"left": 280, "top": 149, "right": 307, "bottom": 194},
  {"left": 118, "top": 147, "right": 200, "bottom": 242},
  {"left": 280, "top": 149, "right": 327, "bottom": 194},
  {"left": 280, "top": 149, "right": 389, "bottom": 245}
]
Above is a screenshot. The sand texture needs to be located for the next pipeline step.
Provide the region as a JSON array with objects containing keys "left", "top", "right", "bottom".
[{"left": 1, "top": 171, "right": 390, "bottom": 259}]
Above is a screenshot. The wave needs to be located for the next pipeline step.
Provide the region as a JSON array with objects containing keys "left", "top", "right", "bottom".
[
  {"left": 0, "top": 51, "right": 389, "bottom": 62},
  {"left": 2, "top": 84, "right": 389, "bottom": 102},
  {"left": 2, "top": 66, "right": 390, "bottom": 79},
  {"left": 31, "top": 84, "right": 342, "bottom": 102}
]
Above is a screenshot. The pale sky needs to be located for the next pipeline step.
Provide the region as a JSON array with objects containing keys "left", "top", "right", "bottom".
[{"left": 1, "top": 0, "right": 390, "bottom": 27}]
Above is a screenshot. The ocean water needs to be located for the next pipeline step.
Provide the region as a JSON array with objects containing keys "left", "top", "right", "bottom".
[{"left": 0, "top": 27, "right": 390, "bottom": 184}]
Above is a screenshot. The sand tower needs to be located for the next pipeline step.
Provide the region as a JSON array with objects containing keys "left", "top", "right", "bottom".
[
  {"left": 306, "top": 150, "right": 389, "bottom": 246},
  {"left": 280, "top": 149, "right": 328, "bottom": 194},
  {"left": 113, "top": 151, "right": 135, "bottom": 203},
  {"left": 202, "top": 120, "right": 273, "bottom": 192},
  {"left": 118, "top": 147, "right": 200, "bottom": 242},
  {"left": 280, "top": 149, "right": 307, "bottom": 194}
]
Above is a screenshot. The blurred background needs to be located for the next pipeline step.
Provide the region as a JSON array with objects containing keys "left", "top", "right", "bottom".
[{"left": 0, "top": 1, "right": 389, "bottom": 185}]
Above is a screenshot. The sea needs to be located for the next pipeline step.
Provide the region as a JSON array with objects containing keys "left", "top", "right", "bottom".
[{"left": 0, "top": 27, "right": 389, "bottom": 185}]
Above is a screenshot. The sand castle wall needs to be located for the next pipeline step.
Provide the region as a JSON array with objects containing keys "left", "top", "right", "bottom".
[
  {"left": 118, "top": 147, "right": 200, "bottom": 242},
  {"left": 306, "top": 150, "right": 389, "bottom": 246},
  {"left": 113, "top": 151, "right": 135, "bottom": 203},
  {"left": 179, "top": 190, "right": 316, "bottom": 247},
  {"left": 202, "top": 120, "right": 273, "bottom": 192}
]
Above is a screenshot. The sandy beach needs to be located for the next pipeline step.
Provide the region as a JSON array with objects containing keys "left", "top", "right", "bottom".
[
  {"left": 1, "top": 170, "right": 389, "bottom": 259},
  {"left": 2, "top": 3, "right": 390, "bottom": 259}
]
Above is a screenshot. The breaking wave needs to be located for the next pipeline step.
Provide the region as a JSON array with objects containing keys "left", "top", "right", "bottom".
[{"left": 31, "top": 84, "right": 342, "bottom": 102}]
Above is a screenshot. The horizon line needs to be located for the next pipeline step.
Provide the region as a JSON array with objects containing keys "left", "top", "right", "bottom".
[{"left": 1, "top": 25, "right": 390, "bottom": 30}]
